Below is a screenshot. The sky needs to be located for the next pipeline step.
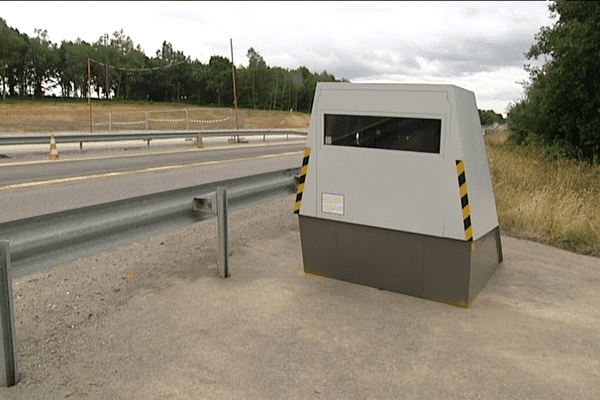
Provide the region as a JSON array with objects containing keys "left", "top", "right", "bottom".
[{"left": 1, "top": 1, "right": 557, "bottom": 116}]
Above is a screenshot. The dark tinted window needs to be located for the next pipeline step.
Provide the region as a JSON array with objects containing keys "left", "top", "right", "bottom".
[{"left": 324, "top": 114, "right": 441, "bottom": 154}]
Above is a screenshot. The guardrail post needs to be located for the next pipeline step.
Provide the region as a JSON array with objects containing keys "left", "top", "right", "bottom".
[
  {"left": 217, "top": 187, "right": 230, "bottom": 278},
  {"left": 145, "top": 112, "right": 149, "bottom": 131},
  {"left": 193, "top": 188, "right": 230, "bottom": 278},
  {"left": 185, "top": 109, "right": 189, "bottom": 131},
  {"left": 0, "top": 241, "right": 18, "bottom": 387}
]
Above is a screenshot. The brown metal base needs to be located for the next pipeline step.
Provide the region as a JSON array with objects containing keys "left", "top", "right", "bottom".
[{"left": 298, "top": 216, "right": 502, "bottom": 307}]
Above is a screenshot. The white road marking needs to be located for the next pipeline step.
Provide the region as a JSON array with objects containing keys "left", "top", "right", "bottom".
[
  {"left": 0, "top": 140, "right": 306, "bottom": 168},
  {"left": 0, "top": 140, "right": 306, "bottom": 167},
  {"left": 0, "top": 151, "right": 302, "bottom": 191}
]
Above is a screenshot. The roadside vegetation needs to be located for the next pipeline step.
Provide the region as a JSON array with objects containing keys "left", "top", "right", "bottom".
[
  {"left": 0, "top": 18, "right": 343, "bottom": 113},
  {"left": 494, "top": 1, "right": 600, "bottom": 257},
  {"left": 507, "top": 1, "right": 600, "bottom": 165},
  {"left": 0, "top": 98, "right": 311, "bottom": 133},
  {"left": 486, "top": 129, "right": 600, "bottom": 257}
]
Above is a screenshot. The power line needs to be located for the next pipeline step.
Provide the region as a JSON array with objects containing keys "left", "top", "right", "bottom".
[{"left": 88, "top": 58, "right": 186, "bottom": 72}]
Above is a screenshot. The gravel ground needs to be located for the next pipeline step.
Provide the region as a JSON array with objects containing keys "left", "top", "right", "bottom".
[
  {"left": 3, "top": 196, "right": 298, "bottom": 398},
  {"left": 1, "top": 195, "right": 599, "bottom": 399}
]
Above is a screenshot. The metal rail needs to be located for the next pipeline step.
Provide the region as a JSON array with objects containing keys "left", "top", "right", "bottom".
[
  {"left": 0, "top": 167, "right": 300, "bottom": 386},
  {"left": 0, "top": 129, "right": 307, "bottom": 146},
  {"left": 0, "top": 167, "right": 300, "bottom": 279}
]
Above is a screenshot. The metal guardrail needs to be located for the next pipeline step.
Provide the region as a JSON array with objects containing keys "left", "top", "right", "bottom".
[
  {"left": 0, "top": 167, "right": 300, "bottom": 386},
  {"left": 0, "top": 129, "right": 307, "bottom": 147},
  {"left": 1, "top": 167, "right": 300, "bottom": 278}
]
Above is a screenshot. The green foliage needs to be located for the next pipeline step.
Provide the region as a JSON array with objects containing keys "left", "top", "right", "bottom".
[
  {"left": 507, "top": 0, "right": 600, "bottom": 164},
  {"left": 0, "top": 18, "right": 28, "bottom": 97},
  {"left": 478, "top": 109, "right": 505, "bottom": 126},
  {"left": 0, "top": 18, "right": 346, "bottom": 113}
]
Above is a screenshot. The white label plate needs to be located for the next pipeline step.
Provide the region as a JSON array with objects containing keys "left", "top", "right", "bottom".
[{"left": 321, "top": 193, "right": 345, "bottom": 215}]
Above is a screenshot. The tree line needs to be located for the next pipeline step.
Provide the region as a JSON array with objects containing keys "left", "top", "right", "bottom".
[
  {"left": 478, "top": 109, "right": 505, "bottom": 126},
  {"left": 0, "top": 18, "right": 346, "bottom": 112},
  {"left": 507, "top": 0, "right": 600, "bottom": 164}
]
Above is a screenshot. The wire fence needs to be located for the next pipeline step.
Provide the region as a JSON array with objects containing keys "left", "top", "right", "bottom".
[
  {"left": 483, "top": 123, "right": 508, "bottom": 135},
  {"left": 93, "top": 108, "right": 240, "bottom": 131}
]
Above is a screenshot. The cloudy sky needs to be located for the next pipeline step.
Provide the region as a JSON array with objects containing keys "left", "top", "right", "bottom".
[{"left": 1, "top": 1, "right": 556, "bottom": 116}]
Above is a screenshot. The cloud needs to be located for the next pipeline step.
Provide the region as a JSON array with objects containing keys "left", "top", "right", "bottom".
[{"left": 0, "top": 0, "right": 555, "bottom": 115}]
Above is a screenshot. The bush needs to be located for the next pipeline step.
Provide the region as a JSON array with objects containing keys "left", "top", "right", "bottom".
[{"left": 507, "top": 0, "right": 600, "bottom": 165}]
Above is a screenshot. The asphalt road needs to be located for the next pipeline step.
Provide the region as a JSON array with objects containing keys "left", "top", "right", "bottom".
[
  {"left": 0, "top": 141, "right": 305, "bottom": 187},
  {"left": 0, "top": 141, "right": 305, "bottom": 222}
]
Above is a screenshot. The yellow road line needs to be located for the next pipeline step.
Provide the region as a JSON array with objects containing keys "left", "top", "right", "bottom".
[{"left": 0, "top": 151, "right": 302, "bottom": 191}]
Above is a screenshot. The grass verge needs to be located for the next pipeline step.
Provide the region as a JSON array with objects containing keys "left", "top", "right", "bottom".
[
  {"left": 0, "top": 99, "right": 310, "bottom": 133},
  {"left": 486, "top": 130, "right": 600, "bottom": 257}
]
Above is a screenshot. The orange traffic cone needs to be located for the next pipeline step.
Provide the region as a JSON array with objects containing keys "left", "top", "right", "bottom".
[
  {"left": 197, "top": 131, "right": 205, "bottom": 149},
  {"left": 49, "top": 134, "right": 59, "bottom": 160}
]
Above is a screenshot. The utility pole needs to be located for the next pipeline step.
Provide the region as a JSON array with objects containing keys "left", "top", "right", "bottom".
[
  {"left": 87, "top": 57, "right": 93, "bottom": 134},
  {"left": 230, "top": 38, "right": 240, "bottom": 139}
]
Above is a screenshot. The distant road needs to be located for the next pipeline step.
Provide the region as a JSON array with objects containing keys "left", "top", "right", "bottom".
[
  {"left": 0, "top": 142, "right": 305, "bottom": 187},
  {"left": 0, "top": 142, "right": 305, "bottom": 222}
]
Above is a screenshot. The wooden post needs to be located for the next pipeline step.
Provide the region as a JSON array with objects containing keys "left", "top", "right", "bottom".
[
  {"left": 230, "top": 39, "right": 241, "bottom": 141},
  {"left": 88, "top": 57, "right": 93, "bottom": 134}
]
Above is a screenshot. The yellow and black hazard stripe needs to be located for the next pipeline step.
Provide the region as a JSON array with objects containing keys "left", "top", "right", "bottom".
[
  {"left": 456, "top": 160, "right": 473, "bottom": 242},
  {"left": 294, "top": 146, "right": 311, "bottom": 214}
]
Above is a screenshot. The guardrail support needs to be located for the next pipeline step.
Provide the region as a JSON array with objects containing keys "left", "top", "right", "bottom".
[
  {"left": 217, "top": 187, "right": 230, "bottom": 278},
  {"left": 0, "top": 241, "right": 18, "bottom": 387},
  {"left": 193, "top": 187, "right": 230, "bottom": 278}
]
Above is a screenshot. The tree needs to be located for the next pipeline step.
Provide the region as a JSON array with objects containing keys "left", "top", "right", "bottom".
[
  {"left": 246, "top": 47, "right": 269, "bottom": 109},
  {"left": 0, "top": 18, "right": 12, "bottom": 99},
  {"left": 0, "top": 19, "right": 28, "bottom": 97},
  {"left": 206, "top": 55, "right": 232, "bottom": 107},
  {"left": 188, "top": 60, "right": 208, "bottom": 103},
  {"left": 29, "top": 29, "right": 57, "bottom": 98},
  {"left": 296, "top": 66, "right": 315, "bottom": 112},
  {"left": 56, "top": 39, "right": 94, "bottom": 98},
  {"left": 478, "top": 109, "right": 505, "bottom": 126},
  {"left": 507, "top": 0, "right": 600, "bottom": 163},
  {"left": 109, "top": 29, "right": 142, "bottom": 100},
  {"left": 151, "top": 41, "right": 189, "bottom": 101},
  {"left": 1, "top": 16, "right": 349, "bottom": 112}
]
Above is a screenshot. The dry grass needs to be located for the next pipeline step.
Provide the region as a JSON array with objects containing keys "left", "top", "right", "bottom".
[
  {"left": 0, "top": 99, "right": 310, "bottom": 133},
  {"left": 486, "top": 130, "right": 600, "bottom": 257}
]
